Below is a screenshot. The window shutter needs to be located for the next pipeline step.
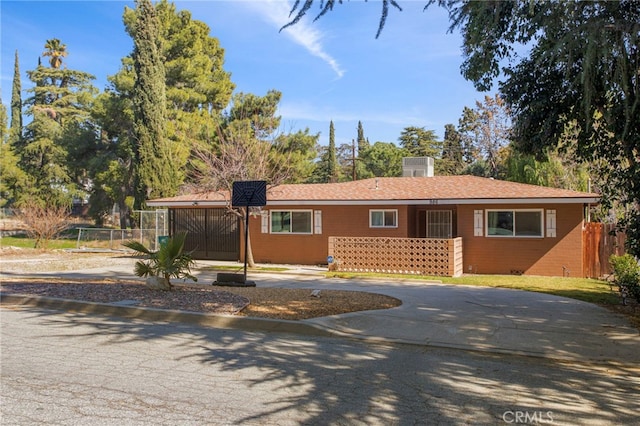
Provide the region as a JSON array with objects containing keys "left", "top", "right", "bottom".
[
  {"left": 261, "top": 211, "right": 269, "bottom": 233},
  {"left": 474, "top": 210, "right": 483, "bottom": 236},
  {"left": 546, "top": 209, "right": 557, "bottom": 238},
  {"left": 314, "top": 210, "right": 322, "bottom": 234}
]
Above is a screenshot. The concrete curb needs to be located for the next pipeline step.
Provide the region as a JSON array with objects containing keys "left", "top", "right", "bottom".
[{"left": 0, "top": 294, "right": 336, "bottom": 338}]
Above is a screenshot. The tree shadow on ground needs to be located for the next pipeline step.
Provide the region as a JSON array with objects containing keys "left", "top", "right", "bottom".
[{"left": 6, "top": 306, "right": 639, "bottom": 425}]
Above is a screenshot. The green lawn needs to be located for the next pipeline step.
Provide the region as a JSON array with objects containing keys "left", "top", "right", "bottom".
[
  {"left": 1, "top": 235, "right": 77, "bottom": 250},
  {"left": 327, "top": 271, "right": 622, "bottom": 305}
]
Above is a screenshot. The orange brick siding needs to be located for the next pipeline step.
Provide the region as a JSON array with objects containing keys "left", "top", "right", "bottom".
[
  {"left": 182, "top": 202, "right": 586, "bottom": 276},
  {"left": 249, "top": 205, "right": 409, "bottom": 265},
  {"left": 457, "top": 204, "right": 585, "bottom": 277}
]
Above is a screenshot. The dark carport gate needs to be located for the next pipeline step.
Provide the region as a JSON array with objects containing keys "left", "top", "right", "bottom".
[{"left": 170, "top": 208, "right": 239, "bottom": 261}]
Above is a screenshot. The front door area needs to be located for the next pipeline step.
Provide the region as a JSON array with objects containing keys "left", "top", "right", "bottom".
[{"left": 417, "top": 209, "right": 454, "bottom": 238}]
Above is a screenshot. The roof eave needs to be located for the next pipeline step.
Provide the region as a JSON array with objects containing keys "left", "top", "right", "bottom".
[{"left": 147, "top": 196, "right": 600, "bottom": 208}]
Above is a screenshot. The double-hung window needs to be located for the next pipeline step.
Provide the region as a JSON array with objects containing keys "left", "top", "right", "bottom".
[
  {"left": 486, "top": 209, "right": 543, "bottom": 237},
  {"left": 370, "top": 209, "right": 398, "bottom": 228},
  {"left": 270, "top": 210, "right": 312, "bottom": 234}
]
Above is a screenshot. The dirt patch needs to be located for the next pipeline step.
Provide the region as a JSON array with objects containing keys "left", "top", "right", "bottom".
[
  {"left": 606, "top": 301, "right": 640, "bottom": 330},
  {"left": 0, "top": 249, "right": 401, "bottom": 320},
  {"left": 0, "top": 278, "right": 401, "bottom": 320}
]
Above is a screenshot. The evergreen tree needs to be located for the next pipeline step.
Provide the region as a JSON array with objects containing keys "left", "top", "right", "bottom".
[
  {"left": 398, "top": 126, "right": 441, "bottom": 158},
  {"left": 355, "top": 121, "right": 371, "bottom": 180},
  {"left": 10, "top": 50, "right": 22, "bottom": 144},
  {"left": 131, "top": 0, "right": 177, "bottom": 209},
  {"left": 327, "top": 120, "right": 338, "bottom": 182},
  {"left": 227, "top": 90, "right": 281, "bottom": 139},
  {"left": 123, "top": 0, "right": 235, "bottom": 176},
  {"left": 21, "top": 41, "right": 97, "bottom": 206},
  {"left": 457, "top": 106, "right": 481, "bottom": 165},
  {"left": 357, "top": 120, "right": 368, "bottom": 154},
  {"left": 88, "top": 64, "right": 137, "bottom": 227},
  {"left": 0, "top": 100, "right": 27, "bottom": 207},
  {"left": 93, "top": 1, "right": 234, "bottom": 225},
  {"left": 360, "top": 141, "right": 407, "bottom": 177},
  {"left": 440, "top": 124, "right": 465, "bottom": 175},
  {"left": 310, "top": 121, "right": 339, "bottom": 183},
  {"left": 273, "top": 129, "right": 319, "bottom": 184},
  {"left": 2, "top": 51, "right": 29, "bottom": 207}
]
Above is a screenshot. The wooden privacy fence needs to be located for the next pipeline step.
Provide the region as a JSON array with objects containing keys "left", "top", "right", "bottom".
[
  {"left": 583, "top": 222, "right": 626, "bottom": 279},
  {"left": 328, "top": 236, "right": 463, "bottom": 277}
]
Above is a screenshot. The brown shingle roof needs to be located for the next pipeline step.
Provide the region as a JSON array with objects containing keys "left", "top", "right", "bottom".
[{"left": 147, "top": 176, "right": 600, "bottom": 207}]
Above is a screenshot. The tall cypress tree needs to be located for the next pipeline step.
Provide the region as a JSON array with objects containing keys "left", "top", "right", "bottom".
[
  {"left": 356, "top": 120, "right": 368, "bottom": 154},
  {"left": 131, "top": 0, "right": 176, "bottom": 209},
  {"left": 10, "top": 50, "right": 22, "bottom": 143},
  {"left": 327, "top": 120, "right": 338, "bottom": 183},
  {"left": 355, "top": 120, "right": 371, "bottom": 180},
  {"left": 0, "top": 98, "right": 27, "bottom": 207}
]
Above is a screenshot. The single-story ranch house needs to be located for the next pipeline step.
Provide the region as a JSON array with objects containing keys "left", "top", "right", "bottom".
[{"left": 147, "top": 164, "right": 600, "bottom": 278}]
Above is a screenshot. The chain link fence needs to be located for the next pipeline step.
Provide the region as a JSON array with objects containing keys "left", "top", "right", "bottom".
[{"left": 76, "top": 210, "right": 168, "bottom": 251}]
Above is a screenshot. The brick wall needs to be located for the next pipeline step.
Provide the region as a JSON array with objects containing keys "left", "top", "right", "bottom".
[
  {"left": 249, "top": 205, "right": 409, "bottom": 265},
  {"left": 458, "top": 204, "right": 584, "bottom": 277}
]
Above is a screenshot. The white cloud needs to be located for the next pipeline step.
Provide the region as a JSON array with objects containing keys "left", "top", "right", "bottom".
[
  {"left": 242, "top": 0, "right": 344, "bottom": 78},
  {"left": 278, "top": 100, "right": 427, "bottom": 127}
]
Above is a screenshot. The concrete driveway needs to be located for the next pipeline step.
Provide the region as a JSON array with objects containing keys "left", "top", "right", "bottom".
[{"left": 249, "top": 273, "right": 639, "bottom": 364}]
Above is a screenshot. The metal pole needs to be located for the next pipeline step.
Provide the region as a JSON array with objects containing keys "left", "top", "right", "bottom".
[{"left": 243, "top": 207, "right": 249, "bottom": 282}]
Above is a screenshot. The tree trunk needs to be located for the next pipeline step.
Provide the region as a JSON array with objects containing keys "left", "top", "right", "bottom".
[
  {"left": 118, "top": 199, "right": 129, "bottom": 229},
  {"left": 145, "top": 276, "right": 172, "bottom": 290}
]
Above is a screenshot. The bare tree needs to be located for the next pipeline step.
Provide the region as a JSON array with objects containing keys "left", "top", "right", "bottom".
[
  {"left": 189, "top": 124, "right": 294, "bottom": 267},
  {"left": 17, "top": 202, "right": 71, "bottom": 249},
  {"left": 458, "top": 94, "right": 512, "bottom": 178}
]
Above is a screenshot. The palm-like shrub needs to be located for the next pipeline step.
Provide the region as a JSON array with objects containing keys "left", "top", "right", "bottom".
[{"left": 123, "top": 232, "right": 197, "bottom": 290}]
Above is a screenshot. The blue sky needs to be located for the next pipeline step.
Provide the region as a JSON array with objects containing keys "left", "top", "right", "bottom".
[{"left": 1, "top": 0, "right": 487, "bottom": 146}]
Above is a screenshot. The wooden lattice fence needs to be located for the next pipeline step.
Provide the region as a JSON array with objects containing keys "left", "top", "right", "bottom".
[{"left": 328, "top": 236, "right": 463, "bottom": 277}]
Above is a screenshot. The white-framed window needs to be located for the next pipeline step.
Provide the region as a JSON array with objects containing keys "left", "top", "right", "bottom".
[
  {"left": 486, "top": 209, "right": 543, "bottom": 237},
  {"left": 370, "top": 209, "right": 398, "bottom": 228},
  {"left": 270, "top": 210, "right": 313, "bottom": 234},
  {"left": 426, "top": 210, "right": 452, "bottom": 238}
]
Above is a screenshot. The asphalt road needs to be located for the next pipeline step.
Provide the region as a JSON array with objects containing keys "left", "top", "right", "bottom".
[{"left": 2, "top": 305, "right": 638, "bottom": 426}]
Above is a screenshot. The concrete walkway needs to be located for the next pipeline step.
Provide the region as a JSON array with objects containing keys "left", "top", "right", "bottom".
[{"left": 2, "top": 258, "right": 638, "bottom": 366}]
